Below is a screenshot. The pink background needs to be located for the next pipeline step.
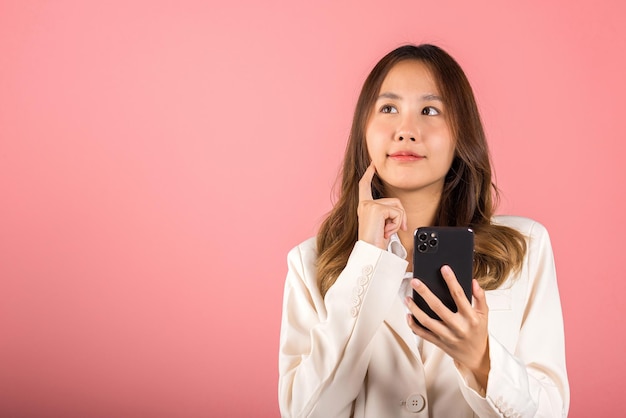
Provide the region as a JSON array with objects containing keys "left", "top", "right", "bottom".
[{"left": 1, "top": 1, "right": 624, "bottom": 417}]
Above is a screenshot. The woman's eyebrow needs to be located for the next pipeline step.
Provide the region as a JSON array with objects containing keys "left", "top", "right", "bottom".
[
  {"left": 422, "top": 93, "right": 443, "bottom": 102},
  {"left": 376, "top": 92, "right": 443, "bottom": 101},
  {"left": 377, "top": 92, "right": 402, "bottom": 100}
]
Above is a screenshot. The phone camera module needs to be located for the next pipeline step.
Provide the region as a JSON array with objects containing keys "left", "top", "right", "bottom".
[
  {"left": 418, "top": 232, "right": 428, "bottom": 242},
  {"left": 429, "top": 238, "right": 438, "bottom": 248},
  {"left": 418, "top": 242, "right": 428, "bottom": 253}
]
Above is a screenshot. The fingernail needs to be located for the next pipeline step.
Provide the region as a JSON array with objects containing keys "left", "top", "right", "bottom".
[{"left": 441, "top": 265, "right": 451, "bottom": 274}]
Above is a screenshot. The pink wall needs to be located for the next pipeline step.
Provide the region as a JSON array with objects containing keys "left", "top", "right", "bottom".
[{"left": 1, "top": 1, "right": 624, "bottom": 417}]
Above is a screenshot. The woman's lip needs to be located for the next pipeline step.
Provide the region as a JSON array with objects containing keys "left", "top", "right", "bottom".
[{"left": 388, "top": 152, "right": 424, "bottom": 161}]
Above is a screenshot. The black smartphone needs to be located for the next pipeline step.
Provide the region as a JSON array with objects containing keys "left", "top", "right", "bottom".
[{"left": 412, "top": 227, "right": 474, "bottom": 325}]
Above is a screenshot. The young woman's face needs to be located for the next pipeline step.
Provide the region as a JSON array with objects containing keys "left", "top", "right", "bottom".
[{"left": 365, "top": 60, "right": 455, "bottom": 196}]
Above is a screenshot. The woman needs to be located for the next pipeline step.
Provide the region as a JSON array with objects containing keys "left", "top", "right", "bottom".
[{"left": 278, "top": 44, "right": 569, "bottom": 417}]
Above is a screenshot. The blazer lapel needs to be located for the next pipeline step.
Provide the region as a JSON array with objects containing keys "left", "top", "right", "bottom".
[{"left": 383, "top": 296, "right": 421, "bottom": 362}]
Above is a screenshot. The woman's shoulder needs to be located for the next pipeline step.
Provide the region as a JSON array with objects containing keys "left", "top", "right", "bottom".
[
  {"left": 286, "top": 237, "right": 318, "bottom": 270},
  {"left": 492, "top": 214, "right": 550, "bottom": 238},
  {"left": 289, "top": 236, "right": 317, "bottom": 255}
]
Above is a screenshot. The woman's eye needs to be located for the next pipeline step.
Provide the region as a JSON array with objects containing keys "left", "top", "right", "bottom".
[
  {"left": 380, "top": 105, "right": 397, "bottom": 114},
  {"left": 422, "top": 106, "right": 440, "bottom": 116}
]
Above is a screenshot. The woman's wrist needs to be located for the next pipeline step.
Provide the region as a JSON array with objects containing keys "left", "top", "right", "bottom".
[{"left": 470, "top": 341, "right": 491, "bottom": 393}]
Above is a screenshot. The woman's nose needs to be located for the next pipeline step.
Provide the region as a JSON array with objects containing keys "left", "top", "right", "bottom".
[
  {"left": 395, "top": 126, "right": 418, "bottom": 142},
  {"left": 397, "top": 133, "right": 416, "bottom": 142},
  {"left": 395, "top": 115, "right": 419, "bottom": 142}
]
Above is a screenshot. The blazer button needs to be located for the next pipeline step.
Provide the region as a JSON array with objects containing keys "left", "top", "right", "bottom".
[
  {"left": 405, "top": 393, "right": 425, "bottom": 413},
  {"left": 350, "top": 307, "right": 359, "bottom": 317},
  {"left": 357, "top": 275, "right": 369, "bottom": 286},
  {"left": 352, "top": 286, "right": 364, "bottom": 297},
  {"left": 351, "top": 295, "right": 361, "bottom": 306},
  {"left": 362, "top": 265, "right": 373, "bottom": 275}
]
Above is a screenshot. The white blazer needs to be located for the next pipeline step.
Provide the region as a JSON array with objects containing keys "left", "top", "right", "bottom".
[{"left": 278, "top": 216, "right": 569, "bottom": 417}]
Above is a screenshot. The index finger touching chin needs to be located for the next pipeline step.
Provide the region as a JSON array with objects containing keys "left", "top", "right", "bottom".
[{"left": 358, "top": 162, "right": 376, "bottom": 202}]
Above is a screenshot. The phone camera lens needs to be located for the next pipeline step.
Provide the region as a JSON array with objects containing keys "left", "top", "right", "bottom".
[
  {"left": 418, "top": 243, "right": 428, "bottom": 252},
  {"left": 429, "top": 238, "right": 438, "bottom": 247},
  {"left": 418, "top": 232, "right": 428, "bottom": 241}
]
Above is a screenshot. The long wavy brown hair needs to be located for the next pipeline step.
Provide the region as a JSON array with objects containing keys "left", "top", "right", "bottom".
[{"left": 316, "top": 44, "right": 526, "bottom": 297}]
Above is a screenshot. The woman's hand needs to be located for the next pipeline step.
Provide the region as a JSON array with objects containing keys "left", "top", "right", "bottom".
[
  {"left": 357, "top": 163, "right": 407, "bottom": 250},
  {"left": 405, "top": 266, "right": 491, "bottom": 389}
]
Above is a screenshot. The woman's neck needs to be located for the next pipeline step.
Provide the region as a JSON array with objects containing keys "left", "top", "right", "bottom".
[{"left": 385, "top": 186, "right": 442, "bottom": 262}]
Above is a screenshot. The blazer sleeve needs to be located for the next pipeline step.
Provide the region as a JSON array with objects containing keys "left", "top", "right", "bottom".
[
  {"left": 455, "top": 221, "right": 570, "bottom": 417},
  {"left": 278, "top": 240, "right": 408, "bottom": 418}
]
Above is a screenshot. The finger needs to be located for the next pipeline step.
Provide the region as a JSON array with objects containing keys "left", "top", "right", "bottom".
[
  {"left": 471, "top": 279, "right": 489, "bottom": 315},
  {"left": 406, "top": 313, "right": 436, "bottom": 340},
  {"left": 375, "top": 198, "right": 406, "bottom": 232},
  {"left": 358, "top": 163, "right": 376, "bottom": 202},
  {"left": 383, "top": 209, "right": 403, "bottom": 238},
  {"left": 440, "top": 265, "right": 473, "bottom": 315},
  {"left": 409, "top": 278, "right": 456, "bottom": 326},
  {"left": 381, "top": 198, "right": 407, "bottom": 232},
  {"left": 405, "top": 295, "right": 448, "bottom": 337},
  {"left": 384, "top": 223, "right": 397, "bottom": 239},
  {"left": 405, "top": 313, "right": 450, "bottom": 350}
]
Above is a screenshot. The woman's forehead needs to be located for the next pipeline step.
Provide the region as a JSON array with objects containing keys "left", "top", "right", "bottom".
[{"left": 378, "top": 60, "right": 440, "bottom": 97}]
